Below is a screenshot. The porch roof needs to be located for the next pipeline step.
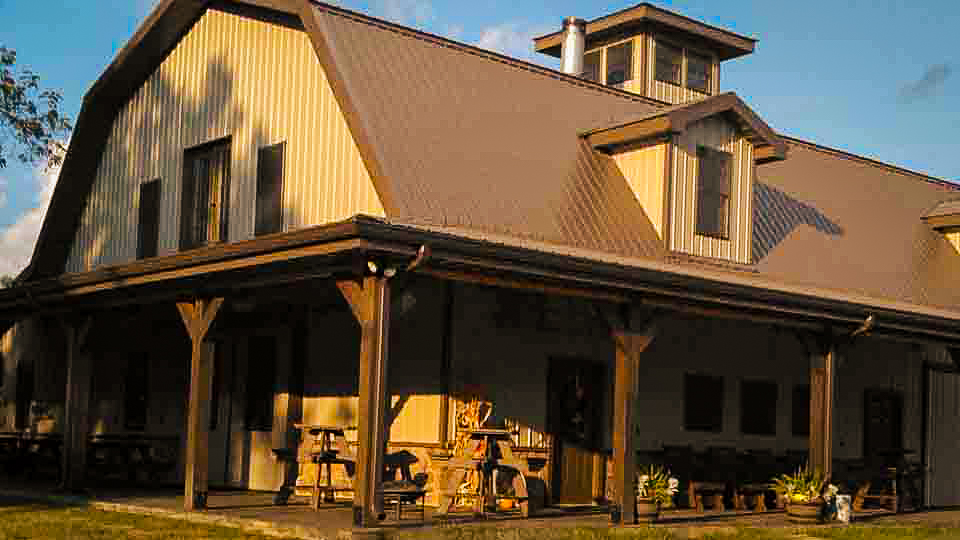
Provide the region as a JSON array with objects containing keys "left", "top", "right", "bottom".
[{"left": 3, "top": 215, "right": 960, "bottom": 345}]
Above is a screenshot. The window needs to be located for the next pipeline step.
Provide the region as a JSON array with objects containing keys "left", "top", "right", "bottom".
[
  {"left": 605, "top": 41, "right": 633, "bottom": 86},
  {"left": 654, "top": 41, "right": 682, "bottom": 85},
  {"left": 792, "top": 384, "right": 810, "bottom": 437},
  {"left": 137, "top": 179, "right": 161, "bottom": 259},
  {"left": 245, "top": 334, "right": 277, "bottom": 431},
  {"left": 684, "top": 373, "right": 723, "bottom": 432},
  {"left": 695, "top": 145, "right": 732, "bottom": 238},
  {"left": 687, "top": 52, "right": 712, "bottom": 93},
  {"left": 255, "top": 142, "right": 286, "bottom": 236},
  {"left": 180, "top": 138, "right": 231, "bottom": 250},
  {"left": 582, "top": 50, "right": 601, "bottom": 83},
  {"left": 124, "top": 358, "right": 148, "bottom": 431},
  {"left": 740, "top": 380, "right": 777, "bottom": 435}
]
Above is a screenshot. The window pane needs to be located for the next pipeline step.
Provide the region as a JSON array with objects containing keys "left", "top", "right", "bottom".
[
  {"left": 137, "top": 179, "right": 161, "bottom": 259},
  {"left": 606, "top": 41, "right": 633, "bottom": 86},
  {"left": 687, "top": 52, "right": 711, "bottom": 93},
  {"left": 582, "top": 50, "right": 601, "bottom": 83},
  {"left": 255, "top": 142, "right": 286, "bottom": 236},
  {"left": 181, "top": 139, "right": 230, "bottom": 249},
  {"left": 741, "top": 380, "right": 777, "bottom": 435},
  {"left": 684, "top": 374, "right": 724, "bottom": 432},
  {"left": 654, "top": 41, "right": 682, "bottom": 85},
  {"left": 695, "top": 146, "right": 733, "bottom": 238}
]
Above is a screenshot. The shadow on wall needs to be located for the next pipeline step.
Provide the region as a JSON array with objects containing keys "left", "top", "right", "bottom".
[
  {"left": 752, "top": 181, "right": 844, "bottom": 263},
  {"left": 76, "top": 54, "right": 290, "bottom": 270}
]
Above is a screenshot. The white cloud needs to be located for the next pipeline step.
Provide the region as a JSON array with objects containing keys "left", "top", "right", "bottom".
[
  {"left": 375, "top": 0, "right": 435, "bottom": 27},
  {"left": 474, "top": 21, "right": 554, "bottom": 64},
  {"left": 0, "top": 164, "right": 58, "bottom": 277}
]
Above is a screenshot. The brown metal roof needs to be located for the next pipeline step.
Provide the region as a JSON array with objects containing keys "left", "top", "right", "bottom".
[
  {"left": 755, "top": 138, "right": 960, "bottom": 312},
  {"left": 312, "top": 4, "right": 667, "bottom": 260}
]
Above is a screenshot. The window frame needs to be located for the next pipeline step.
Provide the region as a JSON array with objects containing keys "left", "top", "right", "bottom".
[
  {"left": 683, "top": 373, "right": 724, "bottom": 433},
  {"left": 137, "top": 178, "right": 161, "bottom": 260},
  {"left": 695, "top": 145, "right": 733, "bottom": 240},
  {"left": 686, "top": 50, "right": 713, "bottom": 93},
  {"left": 180, "top": 137, "right": 232, "bottom": 251},
  {"left": 582, "top": 48, "right": 602, "bottom": 83},
  {"left": 605, "top": 39, "right": 634, "bottom": 87},
  {"left": 654, "top": 39, "right": 683, "bottom": 86},
  {"left": 739, "top": 379, "right": 778, "bottom": 436},
  {"left": 653, "top": 37, "right": 716, "bottom": 94}
]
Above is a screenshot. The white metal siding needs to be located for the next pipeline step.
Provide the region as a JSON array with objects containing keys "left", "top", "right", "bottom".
[
  {"left": 669, "top": 116, "right": 753, "bottom": 264},
  {"left": 65, "top": 8, "right": 384, "bottom": 273}
]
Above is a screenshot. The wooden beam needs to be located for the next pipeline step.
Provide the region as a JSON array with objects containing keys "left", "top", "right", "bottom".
[
  {"left": 60, "top": 316, "right": 93, "bottom": 491},
  {"left": 337, "top": 276, "right": 391, "bottom": 527},
  {"left": 611, "top": 318, "right": 657, "bottom": 525},
  {"left": 808, "top": 338, "right": 836, "bottom": 480},
  {"left": 420, "top": 268, "right": 628, "bottom": 304},
  {"left": 178, "top": 297, "right": 224, "bottom": 511},
  {"left": 586, "top": 116, "right": 674, "bottom": 150}
]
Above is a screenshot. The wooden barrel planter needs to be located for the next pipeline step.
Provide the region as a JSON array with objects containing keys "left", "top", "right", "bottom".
[
  {"left": 635, "top": 498, "right": 659, "bottom": 523},
  {"left": 786, "top": 501, "right": 823, "bottom": 524}
]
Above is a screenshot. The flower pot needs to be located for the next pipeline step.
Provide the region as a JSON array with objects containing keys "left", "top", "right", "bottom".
[
  {"left": 786, "top": 501, "right": 823, "bottom": 524},
  {"left": 635, "top": 497, "right": 659, "bottom": 523}
]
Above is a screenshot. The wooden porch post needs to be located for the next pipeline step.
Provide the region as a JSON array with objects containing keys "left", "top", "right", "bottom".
[
  {"left": 60, "top": 317, "right": 93, "bottom": 491},
  {"left": 809, "top": 338, "right": 836, "bottom": 480},
  {"left": 338, "top": 276, "right": 391, "bottom": 528},
  {"left": 611, "top": 317, "right": 657, "bottom": 525},
  {"left": 177, "top": 298, "right": 224, "bottom": 511}
]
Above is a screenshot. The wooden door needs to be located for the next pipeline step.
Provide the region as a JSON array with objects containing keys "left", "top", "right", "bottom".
[
  {"left": 207, "top": 341, "right": 234, "bottom": 487},
  {"left": 548, "top": 357, "right": 604, "bottom": 505},
  {"left": 927, "top": 370, "right": 960, "bottom": 507}
]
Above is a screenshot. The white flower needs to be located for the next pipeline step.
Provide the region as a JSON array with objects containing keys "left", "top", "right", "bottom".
[
  {"left": 669, "top": 478, "right": 679, "bottom": 489},
  {"left": 639, "top": 475, "right": 649, "bottom": 485}
]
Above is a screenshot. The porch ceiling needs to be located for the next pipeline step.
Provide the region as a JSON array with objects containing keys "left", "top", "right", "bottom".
[{"left": 2, "top": 215, "right": 960, "bottom": 345}]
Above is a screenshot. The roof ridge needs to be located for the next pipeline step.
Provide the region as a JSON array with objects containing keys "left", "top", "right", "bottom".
[
  {"left": 309, "top": 0, "right": 667, "bottom": 108},
  {"left": 781, "top": 135, "right": 959, "bottom": 190}
]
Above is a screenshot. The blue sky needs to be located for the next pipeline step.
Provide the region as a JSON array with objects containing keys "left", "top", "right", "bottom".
[{"left": 1, "top": 0, "right": 957, "bottom": 274}]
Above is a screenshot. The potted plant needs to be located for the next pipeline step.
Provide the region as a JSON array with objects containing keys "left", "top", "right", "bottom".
[
  {"left": 635, "top": 465, "right": 679, "bottom": 523},
  {"left": 771, "top": 466, "right": 826, "bottom": 523}
]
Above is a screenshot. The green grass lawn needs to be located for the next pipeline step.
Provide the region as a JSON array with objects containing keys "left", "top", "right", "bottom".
[
  {"left": 0, "top": 499, "right": 296, "bottom": 539},
  {"left": 3, "top": 499, "right": 960, "bottom": 540}
]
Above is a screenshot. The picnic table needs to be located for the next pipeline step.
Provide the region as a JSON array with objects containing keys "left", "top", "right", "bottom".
[
  {"left": 437, "top": 428, "right": 530, "bottom": 518},
  {"left": 87, "top": 434, "right": 179, "bottom": 483}
]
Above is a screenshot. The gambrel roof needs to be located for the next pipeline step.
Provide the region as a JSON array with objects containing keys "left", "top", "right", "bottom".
[{"left": 18, "top": 0, "right": 960, "bottom": 333}]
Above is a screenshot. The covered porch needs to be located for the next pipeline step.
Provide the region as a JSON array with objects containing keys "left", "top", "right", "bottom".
[{"left": 1, "top": 217, "right": 958, "bottom": 529}]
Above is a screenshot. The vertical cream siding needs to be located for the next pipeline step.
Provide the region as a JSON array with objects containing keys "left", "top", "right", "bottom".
[
  {"left": 645, "top": 35, "right": 716, "bottom": 105},
  {"left": 668, "top": 116, "right": 753, "bottom": 264},
  {"left": 65, "top": 9, "right": 384, "bottom": 273},
  {"left": 946, "top": 231, "right": 960, "bottom": 253},
  {"left": 612, "top": 141, "right": 667, "bottom": 237}
]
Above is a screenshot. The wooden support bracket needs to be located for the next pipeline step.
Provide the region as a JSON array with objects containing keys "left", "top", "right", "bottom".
[{"left": 178, "top": 297, "right": 224, "bottom": 512}]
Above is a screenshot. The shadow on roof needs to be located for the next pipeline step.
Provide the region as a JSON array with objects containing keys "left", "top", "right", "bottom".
[{"left": 753, "top": 181, "right": 844, "bottom": 263}]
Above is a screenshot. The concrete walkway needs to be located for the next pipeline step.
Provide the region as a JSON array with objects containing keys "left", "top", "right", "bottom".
[{"left": 3, "top": 481, "right": 945, "bottom": 540}]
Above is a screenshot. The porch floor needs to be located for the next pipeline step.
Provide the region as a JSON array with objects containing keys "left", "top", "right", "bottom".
[{"left": 0, "top": 481, "right": 912, "bottom": 539}]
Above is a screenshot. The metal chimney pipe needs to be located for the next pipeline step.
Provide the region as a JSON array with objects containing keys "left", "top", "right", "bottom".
[{"left": 560, "top": 17, "right": 587, "bottom": 76}]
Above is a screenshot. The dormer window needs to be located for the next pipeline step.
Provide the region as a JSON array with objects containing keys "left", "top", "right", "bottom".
[
  {"left": 606, "top": 41, "right": 633, "bottom": 86},
  {"left": 687, "top": 52, "right": 712, "bottom": 93},
  {"left": 583, "top": 49, "right": 601, "bottom": 83},
  {"left": 582, "top": 39, "right": 634, "bottom": 86},
  {"left": 655, "top": 41, "right": 682, "bottom": 85},
  {"left": 695, "top": 145, "right": 732, "bottom": 239}
]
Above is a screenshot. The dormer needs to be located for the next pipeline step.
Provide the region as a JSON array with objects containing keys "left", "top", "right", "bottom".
[
  {"left": 582, "top": 93, "right": 787, "bottom": 265},
  {"left": 534, "top": 3, "right": 756, "bottom": 104},
  {"left": 923, "top": 200, "right": 960, "bottom": 254}
]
